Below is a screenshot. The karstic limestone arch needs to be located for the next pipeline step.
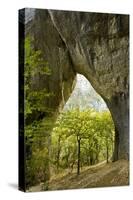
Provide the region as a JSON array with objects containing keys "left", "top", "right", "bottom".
[{"left": 27, "top": 9, "right": 129, "bottom": 160}]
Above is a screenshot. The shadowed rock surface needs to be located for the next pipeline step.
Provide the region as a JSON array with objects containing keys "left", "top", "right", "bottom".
[{"left": 26, "top": 9, "right": 129, "bottom": 160}]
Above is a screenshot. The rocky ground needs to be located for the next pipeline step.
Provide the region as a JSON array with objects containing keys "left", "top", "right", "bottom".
[{"left": 28, "top": 159, "right": 129, "bottom": 192}]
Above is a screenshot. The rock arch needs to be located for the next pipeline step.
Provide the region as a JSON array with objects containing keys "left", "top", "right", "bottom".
[{"left": 27, "top": 9, "right": 129, "bottom": 160}]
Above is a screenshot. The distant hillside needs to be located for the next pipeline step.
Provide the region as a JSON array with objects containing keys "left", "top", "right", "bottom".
[{"left": 64, "top": 74, "right": 107, "bottom": 111}]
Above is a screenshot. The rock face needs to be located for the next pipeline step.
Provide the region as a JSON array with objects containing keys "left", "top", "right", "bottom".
[{"left": 27, "top": 9, "right": 129, "bottom": 160}]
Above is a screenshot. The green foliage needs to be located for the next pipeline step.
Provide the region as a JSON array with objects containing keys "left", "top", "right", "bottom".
[
  {"left": 24, "top": 36, "right": 52, "bottom": 118},
  {"left": 51, "top": 109, "right": 114, "bottom": 174},
  {"left": 24, "top": 36, "right": 53, "bottom": 188}
]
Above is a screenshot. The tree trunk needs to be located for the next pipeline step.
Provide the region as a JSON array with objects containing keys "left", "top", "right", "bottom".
[
  {"left": 95, "top": 143, "right": 99, "bottom": 164},
  {"left": 77, "top": 137, "right": 81, "bottom": 175},
  {"left": 106, "top": 142, "right": 109, "bottom": 163},
  {"left": 90, "top": 152, "right": 93, "bottom": 166},
  {"left": 56, "top": 135, "right": 61, "bottom": 172},
  {"left": 106, "top": 93, "right": 129, "bottom": 160}
]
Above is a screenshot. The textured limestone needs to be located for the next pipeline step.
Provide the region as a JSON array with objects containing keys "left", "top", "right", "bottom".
[{"left": 26, "top": 9, "right": 129, "bottom": 160}]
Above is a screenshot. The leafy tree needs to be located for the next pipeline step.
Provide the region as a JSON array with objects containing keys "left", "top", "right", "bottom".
[
  {"left": 24, "top": 36, "right": 52, "bottom": 189},
  {"left": 51, "top": 109, "right": 114, "bottom": 175}
]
